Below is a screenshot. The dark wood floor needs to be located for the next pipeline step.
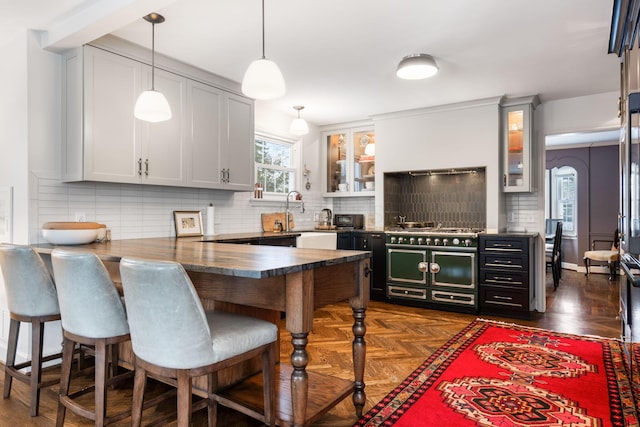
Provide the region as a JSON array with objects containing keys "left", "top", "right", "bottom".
[{"left": 0, "top": 269, "right": 622, "bottom": 426}]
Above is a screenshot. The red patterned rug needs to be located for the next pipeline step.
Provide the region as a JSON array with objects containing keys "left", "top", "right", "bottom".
[{"left": 355, "top": 319, "right": 638, "bottom": 427}]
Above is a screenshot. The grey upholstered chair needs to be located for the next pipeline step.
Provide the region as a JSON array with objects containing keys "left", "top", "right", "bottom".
[
  {"left": 0, "top": 244, "right": 61, "bottom": 416},
  {"left": 119, "top": 257, "right": 277, "bottom": 427},
  {"left": 51, "top": 248, "right": 132, "bottom": 427}
]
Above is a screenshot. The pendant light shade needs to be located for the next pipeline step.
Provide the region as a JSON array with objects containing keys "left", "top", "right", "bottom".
[
  {"left": 135, "top": 13, "right": 172, "bottom": 122},
  {"left": 289, "top": 106, "right": 309, "bottom": 136},
  {"left": 242, "top": 0, "right": 286, "bottom": 100},
  {"left": 396, "top": 54, "right": 439, "bottom": 80},
  {"left": 242, "top": 58, "right": 286, "bottom": 100},
  {"left": 134, "top": 90, "right": 172, "bottom": 123}
]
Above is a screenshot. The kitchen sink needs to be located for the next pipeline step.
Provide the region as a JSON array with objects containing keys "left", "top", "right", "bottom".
[{"left": 295, "top": 232, "right": 337, "bottom": 250}]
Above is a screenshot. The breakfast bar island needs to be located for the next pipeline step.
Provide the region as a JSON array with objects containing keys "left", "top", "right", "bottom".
[{"left": 35, "top": 237, "right": 370, "bottom": 427}]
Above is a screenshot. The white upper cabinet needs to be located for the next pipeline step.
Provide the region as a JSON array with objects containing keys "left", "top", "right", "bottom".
[
  {"left": 62, "top": 44, "right": 254, "bottom": 191},
  {"left": 501, "top": 95, "right": 539, "bottom": 193},
  {"left": 322, "top": 125, "right": 375, "bottom": 197}
]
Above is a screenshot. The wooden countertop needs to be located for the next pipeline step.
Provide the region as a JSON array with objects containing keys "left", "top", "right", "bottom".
[{"left": 34, "top": 236, "right": 370, "bottom": 280}]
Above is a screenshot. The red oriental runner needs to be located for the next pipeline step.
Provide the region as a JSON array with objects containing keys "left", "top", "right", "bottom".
[{"left": 355, "top": 319, "right": 638, "bottom": 427}]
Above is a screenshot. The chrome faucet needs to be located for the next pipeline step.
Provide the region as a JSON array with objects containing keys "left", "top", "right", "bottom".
[{"left": 285, "top": 190, "right": 304, "bottom": 232}]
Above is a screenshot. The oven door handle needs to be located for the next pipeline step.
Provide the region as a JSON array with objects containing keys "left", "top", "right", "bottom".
[{"left": 418, "top": 261, "right": 428, "bottom": 273}]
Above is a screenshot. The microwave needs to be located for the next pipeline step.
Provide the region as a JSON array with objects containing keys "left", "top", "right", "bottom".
[{"left": 334, "top": 214, "right": 364, "bottom": 229}]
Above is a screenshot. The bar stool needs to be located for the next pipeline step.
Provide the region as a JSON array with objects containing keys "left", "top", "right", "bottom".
[
  {"left": 119, "top": 257, "right": 277, "bottom": 427},
  {"left": 0, "top": 244, "right": 62, "bottom": 417},
  {"left": 51, "top": 249, "right": 132, "bottom": 426}
]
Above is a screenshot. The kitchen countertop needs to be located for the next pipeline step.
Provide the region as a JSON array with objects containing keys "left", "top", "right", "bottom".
[{"left": 34, "top": 235, "right": 370, "bottom": 280}]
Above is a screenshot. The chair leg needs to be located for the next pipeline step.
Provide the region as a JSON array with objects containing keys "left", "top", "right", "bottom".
[
  {"left": 29, "top": 319, "right": 45, "bottom": 417},
  {"left": 207, "top": 371, "right": 217, "bottom": 427},
  {"left": 56, "top": 337, "right": 76, "bottom": 427},
  {"left": 94, "top": 340, "right": 108, "bottom": 426},
  {"left": 176, "top": 370, "right": 192, "bottom": 427},
  {"left": 131, "top": 365, "right": 147, "bottom": 427},
  {"left": 262, "top": 343, "right": 276, "bottom": 426},
  {"left": 584, "top": 258, "right": 589, "bottom": 276},
  {"left": 3, "top": 318, "right": 19, "bottom": 400}
]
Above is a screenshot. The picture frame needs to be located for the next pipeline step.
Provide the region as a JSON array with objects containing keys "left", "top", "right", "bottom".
[
  {"left": 0, "top": 187, "right": 12, "bottom": 243},
  {"left": 173, "top": 210, "right": 203, "bottom": 237}
]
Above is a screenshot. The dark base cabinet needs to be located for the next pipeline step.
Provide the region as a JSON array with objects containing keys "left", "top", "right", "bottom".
[
  {"left": 478, "top": 233, "right": 535, "bottom": 319},
  {"left": 340, "top": 231, "right": 387, "bottom": 302}
]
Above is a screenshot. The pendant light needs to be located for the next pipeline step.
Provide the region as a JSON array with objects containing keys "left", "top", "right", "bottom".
[
  {"left": 289, "top": 106, "right": 309, "bottom": 136},
  {"left": 134, "top": 13, "right": 172, "bottom": 123},
  {"left": 242, "top": 0, "right": 286, "bottom": 100},
  {"left": 396, "top": 54, "right": 439, "bottom": 80}
]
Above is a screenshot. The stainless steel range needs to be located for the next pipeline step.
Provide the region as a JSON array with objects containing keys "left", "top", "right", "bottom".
[{"left": 385, "top": 227, "right": 482, "bottom": 313}]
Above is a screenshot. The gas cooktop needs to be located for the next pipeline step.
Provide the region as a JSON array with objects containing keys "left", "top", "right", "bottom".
[{"left": 386, "top": 227, "right": 484, "bottom": 235}]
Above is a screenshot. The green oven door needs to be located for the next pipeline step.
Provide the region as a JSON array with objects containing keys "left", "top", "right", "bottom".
[
  {"left": 387, "top": 247, "right": 427, "bottom": 284},
  {"left": 431, "top": 251, "right": 476, "bottom": 289}
]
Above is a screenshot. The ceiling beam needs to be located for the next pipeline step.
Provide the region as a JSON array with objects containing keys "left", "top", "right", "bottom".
[{"left": 40, "top": 0, "right": 179, "bottom": 52}]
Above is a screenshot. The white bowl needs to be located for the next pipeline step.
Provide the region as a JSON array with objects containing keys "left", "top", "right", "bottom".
[{"left": 42, "top": 229, "right": 99, "bottom": 245}]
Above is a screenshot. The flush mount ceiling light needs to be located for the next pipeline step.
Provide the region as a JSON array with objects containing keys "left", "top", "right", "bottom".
[
  {"left": 242, "top": 0, "right": 286, "bottom": 100},
  {"left": 134, "top": 13, "right": 172, "bottom": 122},
  {"left": 289, "top": 106, "right": 309, "bottom": 136},
  {"left": 396, "top": 54, "right": 439, "bottom": 80}
]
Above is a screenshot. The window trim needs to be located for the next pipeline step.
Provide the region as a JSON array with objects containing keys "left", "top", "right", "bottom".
[{"left": 254, "top": 131, "right": 301, "bottom": 200}]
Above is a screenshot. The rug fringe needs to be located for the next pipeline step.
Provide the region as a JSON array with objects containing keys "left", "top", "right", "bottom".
[{"left": 474, "top": 317, "right": 623, "bottom": 342}]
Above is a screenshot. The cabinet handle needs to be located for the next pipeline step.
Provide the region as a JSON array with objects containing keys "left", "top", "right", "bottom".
[
  {"left": 145, "top": 159, "right": 149, "bottom": 176},
  {"left": 503, "top": 174, "right": 507, "bottom": 186},
  {"left": 492, "top": 243, "right": 513, "bottom": 248},
  {"left": 138, "top": 158, "right": 142, "bottom": 176},
  {"left": 494, "top": 295, "right": 513, "bottom": 301},
  {"left": 226, "top": 169, "right": 230, "bottom": 183}
]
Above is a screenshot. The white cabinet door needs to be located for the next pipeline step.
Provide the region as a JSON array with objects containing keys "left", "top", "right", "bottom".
[
  {"left": 139, "top": 67, "right": 187, "bottom": 186},
  {"left": 223, "top": 93, "right": 254, "bottom": 190},
  {"left": 188, "top": 81, "right": 223, "bottom": 188},
  {"left": 83, "top": 46, "right": 141, "bottom": 183}
]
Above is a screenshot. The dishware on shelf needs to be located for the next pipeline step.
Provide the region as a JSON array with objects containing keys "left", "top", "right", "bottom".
[{"left": 338, "top": 183, "right": 348, "bottom": 192}]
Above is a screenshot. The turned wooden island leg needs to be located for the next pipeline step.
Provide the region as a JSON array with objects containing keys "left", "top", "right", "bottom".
[
  {"left": 351, "top": 258, "right": 369, "bottom": 417},
  {"left": 286, "top": 269, "right": 314, "bottom": 426},
  {"left": 352, "top": 307, "right": 366, "bottom": 416}
]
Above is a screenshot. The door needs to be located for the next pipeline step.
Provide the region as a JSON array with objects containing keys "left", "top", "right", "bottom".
[
  {"left": 140, "top": 67, "right": 187, "bottom": 186},
  {"left": 387, "top": 247, "right": 427, "bottom": 284},
  {"left": 431, "top": 250, "right": 476, "bottom": 289},
  {"left": 189, "top": 81, "right": 223, "bottom": 187},
  {"left": 223, "top": 93, "right": 254, "bottom": 189},
  {"left": 83, "top": 46, "right": 141, "bottom": 183}
]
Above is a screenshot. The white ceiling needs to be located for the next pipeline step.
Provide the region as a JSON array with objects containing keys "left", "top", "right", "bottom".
[{"left": 1, "top": 0, "right": 621, "bottom": 127}]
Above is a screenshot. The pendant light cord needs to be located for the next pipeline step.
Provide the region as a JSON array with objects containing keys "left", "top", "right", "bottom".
[
  {"left": 261, "top": 0, "right": 266, "bottom": 59},
  {"left": 151, "top": 22, "right": 156, "bottom": 90}
]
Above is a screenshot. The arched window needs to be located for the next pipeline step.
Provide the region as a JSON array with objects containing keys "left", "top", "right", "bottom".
[{"left": 546, "top": 166, "right": 577, "bottom": 236}]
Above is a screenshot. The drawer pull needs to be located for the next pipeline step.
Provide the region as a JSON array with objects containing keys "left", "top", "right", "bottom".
[
  {"left": 486, "top": 279, "right": 523, "bottom": 285},
  {"left": 494, "top": 276, "right": 513, "bottom": 281},
  {"left": 492, "top": 243, "right": 513, "bottom": 248},
  {"left": 494, "top": 295, "right": 513, "bottom": 301}
]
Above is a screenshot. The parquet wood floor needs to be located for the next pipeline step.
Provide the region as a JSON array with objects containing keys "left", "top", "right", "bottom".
[{"left": 0, "top": 269, "right": 621, "bottom": 426}]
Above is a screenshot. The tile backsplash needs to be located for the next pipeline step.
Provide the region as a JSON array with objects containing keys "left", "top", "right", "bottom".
[
  {"left": 31, "top": 177, "right": 327, "bottom": 243},
  {"left": 384, "top": 169, "right": 486, "bottom": 228}
]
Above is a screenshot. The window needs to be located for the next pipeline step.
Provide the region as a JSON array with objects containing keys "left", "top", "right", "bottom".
[
  {"left": 546, "top": 166, "right": 577, "bottom": 235},
  {"left": 254, "top": 133, "right": 297, "bottom": 195}
]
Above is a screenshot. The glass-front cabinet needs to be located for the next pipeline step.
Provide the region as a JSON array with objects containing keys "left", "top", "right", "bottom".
[
  {"left": 501, "top": 96, "right": 539, "bottom": 193},
  {"left": 324, "top": 126, "right": 375, "bottom": 196}
]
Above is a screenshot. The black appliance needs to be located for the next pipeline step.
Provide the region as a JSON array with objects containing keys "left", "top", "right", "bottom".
[
  {"left": 385, "top": 228, "right": 480, "bottom": 313},
  {"left": 334, "top": 214, "right": 364, "bottom": 229}
]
